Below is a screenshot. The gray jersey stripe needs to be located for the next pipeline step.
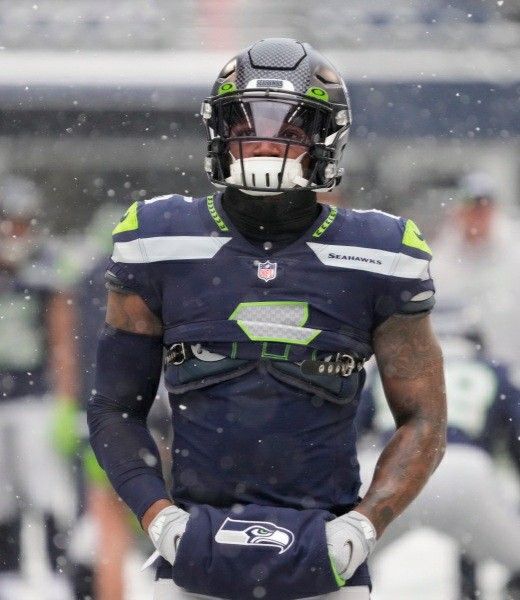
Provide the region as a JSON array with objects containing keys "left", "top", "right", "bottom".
[
  {"left": 307, "top": 242, "right": 430, "bottom": 280},
  {"left": 112, "top": 236, "right": 232, "bottom": 263}
]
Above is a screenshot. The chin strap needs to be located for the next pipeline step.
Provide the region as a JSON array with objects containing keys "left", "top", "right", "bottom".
[{"left": 225, "top": 152, "right": 310, "bottom": 195}]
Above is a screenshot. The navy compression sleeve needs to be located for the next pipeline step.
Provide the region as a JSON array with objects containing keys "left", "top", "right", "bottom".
[{"left": 87, "top": 324, "right": 168, "bottom": 520}]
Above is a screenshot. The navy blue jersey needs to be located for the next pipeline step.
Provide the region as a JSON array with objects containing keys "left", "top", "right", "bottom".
[
  {"left": 0, "top": 255, "right": 60, "bottom": 401},
  {"left": 107, "top": 192, "right": 434, "bottom": 514},
  {"left": 358, "top": 338, "right": 520, "bottom": 465}
]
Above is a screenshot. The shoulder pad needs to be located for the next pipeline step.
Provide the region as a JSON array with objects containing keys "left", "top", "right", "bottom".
[
  {"left": 349, "top": 208, "right": 404, "bottom": 253},
  {"left": 351, "top": 209, "right": 432, "bottom": 257},
  {"left": 351, "top": 208, "right": 401, "bottom": 221},
  {"left": 110, "top": 194, "right": 231, "bottom": 265},
  {"left": 400, "top": 218, "right": 432, "bottom": 256},
  {"left": 112, "top": 201, "right": 139, "bottom": 236},
  {"left": 111, "top": 194, "right": 199, "bottom": 241}
]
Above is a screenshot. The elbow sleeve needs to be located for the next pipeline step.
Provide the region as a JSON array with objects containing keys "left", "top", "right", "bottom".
[{"left": 87, "top": 325, "right": 169, "bottom": 520}]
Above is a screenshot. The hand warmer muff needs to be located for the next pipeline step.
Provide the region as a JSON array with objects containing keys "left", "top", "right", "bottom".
[{"left": 166, "top": 504, "right": 369, "bottom": 600}]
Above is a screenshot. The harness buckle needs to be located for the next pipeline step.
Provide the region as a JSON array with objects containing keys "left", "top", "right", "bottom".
[
  {"left": 300, "top": 353, "right": 365, "bottom": 378},
  {"left": 335, "top": 353, "right": 359, "bottom": 377},
  {"left": 165, "top": 343, "right": 188, "bottom": 366}
]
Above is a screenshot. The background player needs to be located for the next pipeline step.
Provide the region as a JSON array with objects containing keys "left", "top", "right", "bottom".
[
  {"left": 433, "top": 172, "right": 520, "bottom": 374},
  {"left": 357, "top": 306, "right": 520, "bottom": 600},
  {"left": 0, "top": 176, "right": 77, "bottom": 599}
]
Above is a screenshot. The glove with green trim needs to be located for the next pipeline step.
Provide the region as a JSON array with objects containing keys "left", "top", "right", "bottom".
[{"left": 325, "top": 511, "right": 377, "bottom": 581}]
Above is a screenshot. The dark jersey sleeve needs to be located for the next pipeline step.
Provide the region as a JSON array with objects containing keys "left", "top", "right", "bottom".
[
  {"left": 373, "top": 217, "right": 435, "bottom": 328},
  {"left": 105, "top": 201, "right": 162, "bottom": 317}
]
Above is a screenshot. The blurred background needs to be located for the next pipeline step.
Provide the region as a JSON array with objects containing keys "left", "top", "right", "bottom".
[
  {"left": 0, "top": 0, "right": 519, "bottom": 233},
  {"left": 0, "top": 1, "right": 519, "bottom": 599}
]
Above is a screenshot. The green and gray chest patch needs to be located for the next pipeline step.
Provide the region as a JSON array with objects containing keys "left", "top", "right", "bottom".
[{"left": 228, "top": 301, "right": 321, "bottom": 346}]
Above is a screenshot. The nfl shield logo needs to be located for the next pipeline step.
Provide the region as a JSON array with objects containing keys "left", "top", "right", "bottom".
[{"left": 257, "top": 260, "right": 277, "bottom": 282}]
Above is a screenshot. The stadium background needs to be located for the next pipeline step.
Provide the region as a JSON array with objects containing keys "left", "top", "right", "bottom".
[{"left": 0, "top": 1, "right": 519, "bottom": 599}]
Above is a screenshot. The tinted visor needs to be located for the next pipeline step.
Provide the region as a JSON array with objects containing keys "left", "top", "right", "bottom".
[{"left": 212, "top": 97, "right": 334, "bottom": 146}]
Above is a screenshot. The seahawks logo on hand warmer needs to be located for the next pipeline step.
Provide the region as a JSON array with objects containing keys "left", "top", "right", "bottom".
[{"left": 215, "top": 518, "right": 295, "bottom": 554}]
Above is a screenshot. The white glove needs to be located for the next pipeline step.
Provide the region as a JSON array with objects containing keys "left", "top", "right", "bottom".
[
  {"left": 147, "top": 505, "right": 190, "bottom": 566},
  {"left": 325, "top": 511, "right": 377, "bottom": 581}
]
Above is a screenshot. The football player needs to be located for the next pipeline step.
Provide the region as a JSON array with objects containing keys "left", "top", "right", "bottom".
[
  {"left": 88, "top": 38, "right": 446, "bottom": 600},
  {"left": 433, "top": 171, "right": 520, "bottom": 372},
  {"left": 0, "top": 176, "right": 77, "bottom": 598}
]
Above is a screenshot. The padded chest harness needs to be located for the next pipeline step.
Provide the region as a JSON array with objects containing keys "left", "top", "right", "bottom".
[
  {"left": 163, "top": 340, "right": 369, "bottom": 406},
  {"left": 166, "top": 342, "right": 365, "bottom": 376},
  {"left": 162, "top": 301, "right": 371, "bottom": 405}
]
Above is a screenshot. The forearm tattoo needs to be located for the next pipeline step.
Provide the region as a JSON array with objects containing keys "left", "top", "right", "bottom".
[{"left": 357, "top": 314, "right": 447, "bottom": 536}]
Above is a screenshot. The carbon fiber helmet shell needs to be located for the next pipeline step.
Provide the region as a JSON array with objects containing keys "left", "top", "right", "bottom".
[{"left": 202, "top": 38, "right": 351, "bottom": 194}]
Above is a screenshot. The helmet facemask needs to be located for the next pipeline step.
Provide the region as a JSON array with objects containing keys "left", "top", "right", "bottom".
[{"left": 203, "top": 89, "right": 350, "bottom": 195}]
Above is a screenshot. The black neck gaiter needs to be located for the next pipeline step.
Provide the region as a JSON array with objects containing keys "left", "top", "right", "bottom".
[{"left": 221, "top": 187, "right": 321, "bottom": 249}]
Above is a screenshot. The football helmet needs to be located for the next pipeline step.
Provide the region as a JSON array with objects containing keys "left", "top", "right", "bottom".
[{"left": 201, "top": 38, "right": 351, "bottom": 195}]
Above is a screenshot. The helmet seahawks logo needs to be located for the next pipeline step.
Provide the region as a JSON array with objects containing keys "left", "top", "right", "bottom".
[
  {"left": 246, "top": 79, "right": 295, "bottom": 91},
  {"left": 215, "top": 518, "right": 295, "bottom": 554}
]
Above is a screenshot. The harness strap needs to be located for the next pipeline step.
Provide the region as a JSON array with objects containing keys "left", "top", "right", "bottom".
[
  {"left": 165, "top": 343, "right": 226, "bottom": 366},
  {"left": 165, "top": 343, "right": 365, "bottom": 378}
]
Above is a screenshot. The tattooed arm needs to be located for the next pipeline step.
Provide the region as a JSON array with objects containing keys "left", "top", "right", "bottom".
[{"left": 355, "top": 313, "right": 447, "bottom": 537}]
